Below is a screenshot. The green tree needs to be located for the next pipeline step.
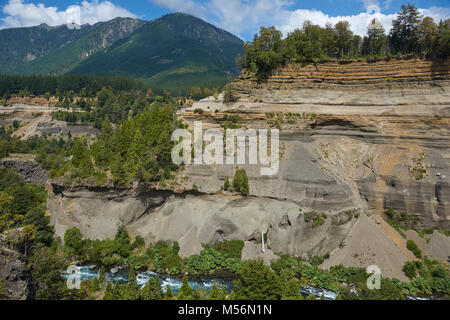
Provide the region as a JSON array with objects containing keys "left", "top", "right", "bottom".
[
  {"left": 433, "top": 19, "right": 450, "bottom": 59},
  {"left": 209, "top": 281, "right": 224, "bottom": 300},
  {"left": 403, "top": 261, "right": 417, "bottom": 279},
  {"left": 235, "top": 259, "right": 284, "bottom": 300},
  {"left": 122, "top": 268, "right": 141, "bottom": 300},
  {"left": 164, "top": 285, "right": 174, "bottom": 300},
  {"left": 0, "top": 191, "right": 15, "bottom": 232},
  {"left": 240, "top": 26, "right": 284, "bottom": 77},
  {"left": 71, "top": 139, "right": 93, "bottom": 178},
  {"left": 224, "top": 177, "right": 230, "bottom": 191},
  {"left": 366, "top": 18, "right": 387, "bottom": 55},
  {"left": 64, "top": 227, "right": 84, "bottom": 259},
  {"left": 141, "top": 277, "right": 164, "bottom": 300},
  {"left": 390, "top": 4, "right": 422, "bottom": 54},
  {"left": 114, "top": 225, "right": 132, "bottom": 258},
  {"left": 30, "top": 244, "right": 77, "bottom": 300},
  {"left": 23, "top": 207, "right": 54, "bottom": 246},
  {"left": 407, "top": 240, "right": 422, "bottom": 258},
  {"left": 92, "top": 116, "right": 113, "bottom": 168},
  {"left": 335, "top": 21, "right": 353, "bottom": 58},
  {"left": 178, "top": 275, "right": 193, "bottom": 300},
  {"left": 190, "top": 87, "right": 203, "bottom": 101},
  {"left": 418, "top": 17, "right": 438, "bottom": 56}
]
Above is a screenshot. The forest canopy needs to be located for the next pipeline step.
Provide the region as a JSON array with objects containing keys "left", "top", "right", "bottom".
[{"left": 239, "top": 4, "right": 450, "bottom": 78}]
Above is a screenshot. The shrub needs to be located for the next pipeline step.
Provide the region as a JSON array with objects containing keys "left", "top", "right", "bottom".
[
  {"left": 407, "top": 240, "right": 422, "bottom": 259},
  {"left": 224, "top": 177, "right": 230, "bottom": 191},
  {"left": 403, "top": 261, "right": 417, "bottom": 279},
  {"left": 133, "top": 235, "right": 146, "bottom": 249},
  {"left": 312, "top": 215, "right": 326, "bottom": 228},
  {"left": 309, "top": 256, "right": 324, "bottom": 266},
  {"left": 384, "top": 208, "right": 396, "bottom": 220},
  {"left": 232, "top": 168, "right": 249, "bottom": 196},
  {"left": 213, "top": 240, "right": 244, "bottom": 259},
  {"left": 223, "top": 87, "right": 239, "bottom": 104}
]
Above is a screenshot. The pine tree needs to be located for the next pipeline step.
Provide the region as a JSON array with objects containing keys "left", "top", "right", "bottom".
[
  {"left": 390, "top": 4, "right": 422, "bottom": 54},
  {"left": 103, "top": 282, "right": 114, "bottom": 300},
  {"left": 433, "top": 19, "right": 450, "bottom": 59},
  {"left": 367, "top": 18, "right": 387, "bottom": 55},
  {"left": 224, "top": 177, "right": 230, "bottom": 191},
  {"left": 164, "top": 285, "right": 173, "bottom": 300},
  {"left": 125, "top": 129, "right": 145, "bottom": 181},
  {"left": 111, "top": 153, "right": 128, "bottom": 186},
  {"left": 235, "top": 259, "right": 284, "bottom": 300},
  {"left": 209, "top": 281, "right": 221, "bottom": 300},
  {"left": 92, "top": 277, "right": 100, "bottom": 292},
  {"left": 99, "top": 266, "right": 106, "bottom": 285},
  {"left": 219, "top": 286, "right": 228, "bottom": 300},
  {"left": 71, "top": 139, "right": 93, "bottom": 178},
  {"left": 232, "top": 168, "right": 249, "bottom": 196},
  {"left": 123, "top": 268, "right": 140, "bottom": 300},
  {"left": 335, "top": 21, "right": 353, "bottom": 58},
  {"left": 141, "top": 277, "right": 163, "bottom": 300},
  {"left": 178, "top": 275, "right": 193, "bottom": 300}
]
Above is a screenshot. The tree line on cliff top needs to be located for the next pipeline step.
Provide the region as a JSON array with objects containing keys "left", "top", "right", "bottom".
[{"left": 239, "top": 4, "right": 450, "bottom": 78}]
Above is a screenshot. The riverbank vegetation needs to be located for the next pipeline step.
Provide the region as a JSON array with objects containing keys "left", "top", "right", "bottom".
[{"left": 60, "top": 224, "right": 450, "bottom": 300}]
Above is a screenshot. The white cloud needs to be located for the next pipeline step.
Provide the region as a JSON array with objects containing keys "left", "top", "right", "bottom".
[
  {"left": 1, "top": 0, "right": 136, "bottom": 29},
  {"left": 278, "top": 6, "right": 450, "bottom": 38},
  {"left": 420, "top": 7, "right": 450, "bottom": 24},
  {"left": 151, "top": 0, "right": 450, "bottom": 39},
  {"left": 277, "top": 9, "right": 398, "bottom": 37},
  {"left": 150, "top": 0, "right": 292, "bottom": 37}
]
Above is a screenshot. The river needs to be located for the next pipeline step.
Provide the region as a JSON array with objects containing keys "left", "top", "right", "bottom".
[{"left": 63, "top": 265, "right": 436, "bottom": 300}]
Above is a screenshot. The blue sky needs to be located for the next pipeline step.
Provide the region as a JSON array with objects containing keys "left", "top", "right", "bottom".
[{"left": 1, "top": 0, "right": 449, "bottom": 39}]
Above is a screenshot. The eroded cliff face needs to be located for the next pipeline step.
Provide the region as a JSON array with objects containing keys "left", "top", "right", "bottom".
[
  {"left": 47, "top": 184, "right": 359, "bottom": 260},
  {"left": 47, "top": 58, "right": 450, "bottom": 279},
  {"left": 187, "top": 58, "right": 450, "bottom": 229}
]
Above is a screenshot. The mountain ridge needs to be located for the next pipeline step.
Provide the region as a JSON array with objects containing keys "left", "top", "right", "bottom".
[
  {"left": 1, "top": 13, "right": 244, "bottom": 94},
  {"left": 69, "top": 13, "right": 244, "bottom": 93}
]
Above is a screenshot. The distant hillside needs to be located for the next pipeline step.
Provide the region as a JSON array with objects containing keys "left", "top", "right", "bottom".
[
  {"left": 0, "top": 23, "right": 90, "bottom": 74},
  {"left": 69, "top": 13, "right": 244, "bottom": 94},
  {"left": 2, "top": 13, "right": 244, "bottom": 95},
  {"left": 11, "top": 18, "right": 145, "bottom": 76}
]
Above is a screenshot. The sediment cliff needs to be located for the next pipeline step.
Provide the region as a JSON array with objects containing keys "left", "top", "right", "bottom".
[{"left": 47, "top": 58, "right": 450, "bottom": 279}]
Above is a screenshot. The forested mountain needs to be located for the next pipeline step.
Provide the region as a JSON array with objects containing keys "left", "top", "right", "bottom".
[
  {"left": 69, "top": 13, "right": 244, "bottom": 93},
  {"left": 0, "top": 18, "right": 144, "bottom": 75},
  {"left": 1, "top": 13, "right": 244, "bottom": 95}
]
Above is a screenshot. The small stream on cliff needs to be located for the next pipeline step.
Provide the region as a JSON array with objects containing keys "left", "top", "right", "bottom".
[{"left": 63, "top": 266, "right": 436, "bottom": 300}]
